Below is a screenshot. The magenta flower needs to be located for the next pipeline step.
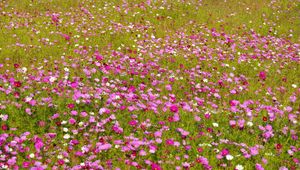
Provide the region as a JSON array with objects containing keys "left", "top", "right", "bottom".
[
  {"left": 34, "top": 138, "right": 44, "bottom": 152},
  {"left": 221, "top": 149, "right": 229, "bottom": 156},
  {"left": 255, "top": 164, "right": 264, "bottom": 170},
  {"left": 69, "top": 118, "right": 76, "bottom": 124},
  {"left": 67, "top": 103, "right": 75, "bottom": 109},
  {"left": 166, "top": 139, "right": 174, "bottom": 146},
  {"left": 95, "top": 54, "right": 103, "bottom": 61},
  {"left": 51, "top": 13, "right": 60, "bottom": 24},
  {"left": 128, "top": 120, "right": 138, "bottom": 127},
  {"left": 259, "top": 71, "right": 267, "bottom": 80},
  {"left": 170, "top": 105, "right": 178, "bottom": 113},
  {"left": 13, "top": 81, "right": 22, "bottom": 88},
  {"left": 61, "top": 34, "right": 70, "bottom": 41},
  {"left": 22, "top": 161, "right": 30, "bottom": 168},
  {"left": 151, "top": 163, "right": 162, "bottom": 170}
]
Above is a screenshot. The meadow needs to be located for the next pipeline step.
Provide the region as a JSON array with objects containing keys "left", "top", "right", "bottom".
[{"left": 0, "top": 0, "right": 299, "bottom": 169}]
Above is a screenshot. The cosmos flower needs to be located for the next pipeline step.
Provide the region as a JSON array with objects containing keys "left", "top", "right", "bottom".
[
  {"left": 170, "top": 105, "right": 179, "bottom": 113},
  {"left": 151, "top": 163, "right": 162, "bottom": 170},
  {"left": 235, "top": 164, "right": 244, "bottom": 170},
  {"left": 259, "top": 71, "right": 267, "bottom": 80},
  {"left": 255, "top": 164, "right": 264, "bottom": 170},
  {"left": 0, "top": 2, "right": 298, "bottom": 169}
]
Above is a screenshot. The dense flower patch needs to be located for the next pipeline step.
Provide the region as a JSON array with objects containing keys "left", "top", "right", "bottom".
[{"left": 0, "top": 0, "right": 299, "bottom": 169}]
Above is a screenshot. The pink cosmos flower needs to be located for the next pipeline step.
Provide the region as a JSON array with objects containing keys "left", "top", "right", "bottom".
[
  {"left": 151, "top": 163, "right": 162, "bottom": 170},
  {"left": 194, "top": 115, "right": 201, "bottom": 121},
  {"left": 172, "top": 113, "right": 180, "bottom": 121},
  {"left": 221, "top": 149, "right": 229, "bottom": 156},
  {"left": 165, "top": 84, "right": 172, "bottom": 91},
  {"left": 51, "top": 13, "right": 60, "bottom": 24},
  {"left": 69, "top": 118, "right": 76, "bottom": 124},
  {"left": 80, "top": 111, "right": 87, "bottom": 117},
  {"left": 2, "top": 124, "right": 8, "bottom": 131},
  {"left": 166, "top": 139, "right": 174, "bottom": 146},
  {"left": 67, "top": 103, "right": 75, "bottom": 109},
  {"left": 7, "top": 157, "right": 16, "bottom": 166},
  {"left": 238, "top": 119, "right": 245, "bottom": 129},
  {"left": 22, "top": 161, "right": 30, "bottom": 168},
  {"left": 204, "top": 113, "right": 210, "bottom": 119},
  {"left": 129, "top": 120, "right": 138, "bottom": 126},
  {"left": 255, "top": 164, "right": 264, "bottom": 170},
  {"left": 289, "top": 95, "right": 296, "bottom": 103},
  {"left": 95, "top": 54, "right": 103, "bottom": 61},
  {"left": 62, "top": 34, "right": 70, "bottom": 41},
  {"left": 249, "top": 146, "right": 259, "bottom": 156},
  {"left": 279, "top": 167, "right": 288, "bottom": 170},
  {"left": 34, "top": 137, "right": 44, "bottom": 152},
  {"left": 70, "top": 110, "right": 78, "bottom": 116},
  {"left": 98, "top": 143, "right": 112, "bottom": 151},
  {"left": 25, "top": 108, "right": 32, "bottom": 115},
  {"left": 262, "top": 158, "right": 268, "bottom": 164},
  {"left": 229, "top": 120, "right": 236, "bottom": 127},
  {"left": 177, "top": 128, "right": 189, "bottom": 136},
  {"left": 170, "top": 105, "right": 178, "bottom": 113},
  {"left": 259, "top": 71, "right": 267, "bottom": 80}
]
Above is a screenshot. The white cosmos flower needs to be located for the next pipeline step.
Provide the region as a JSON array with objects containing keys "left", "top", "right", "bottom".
[
  {"left": 247, "top": 122, "right": 253, "bottom": 127},
  {"left": 235, "top": 164, "right": 244, "bottom": 170},
  {"left": 1, "top": 165, "right": 8, "bottom": 169},
  {"left": 49, "top": 76, "right": 57, "bottom": 83},
  {"left": 63, "top": 134, "right": 70, "bottom": 139},
  {"left": 21, "top": 67, "right": 27, "bottom": 73},
  {"left": 212, "top": 123, "right": 219, "bottom": 127},
  {"left": 29, "top": 153, "right": 35, "bottom": 158},
  {"left": 226, "top": 154, "right": 234, "bottom": 160},
  {"left": 25, "top": 96, "right": 32, "bottom": 102}
]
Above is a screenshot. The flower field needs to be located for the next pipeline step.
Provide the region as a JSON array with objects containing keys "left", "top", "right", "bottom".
[{"left": 0, "top": 0, "right": 299, "bottom": 169}]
